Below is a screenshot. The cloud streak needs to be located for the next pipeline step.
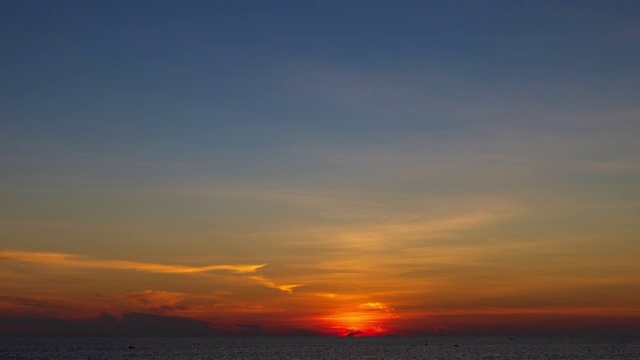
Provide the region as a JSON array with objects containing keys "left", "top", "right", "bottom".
[
  {"left": 0, "top": 251, "right": 264, "bottom": 274},
  {"left": 249, "top": 275, "right": 301, "bottom": 294}
]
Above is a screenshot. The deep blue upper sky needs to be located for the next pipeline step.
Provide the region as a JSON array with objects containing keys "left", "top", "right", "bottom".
[{"left": 2, "top": 1, "right": 639, "bottom": 190}]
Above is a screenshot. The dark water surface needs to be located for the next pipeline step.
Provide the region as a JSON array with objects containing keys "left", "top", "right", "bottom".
[{"left": 1, "top": 336, "right": 639, "bottom": 359}]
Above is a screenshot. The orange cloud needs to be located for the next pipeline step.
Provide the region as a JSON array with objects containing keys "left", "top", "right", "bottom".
[
  {"left": 249, "top": 275, "right": 301, "bottom": 293},
  {"left": 0, "top": 250, "right": 300, "bottom": 293},
  {"left": 122, "top": 290, "right": 200, "bottom": 315},
  {"left": 358, "top": 302, "right": 391, "bottom": 311},
  {"left": 315, "top": 292, "right": 339, "bottom": 298},
  {"left": 0, "top": 250, "right": 264, "bottom": 274},
  {"left": 126, "top": 290, "right": 186, "bottom": 306}
]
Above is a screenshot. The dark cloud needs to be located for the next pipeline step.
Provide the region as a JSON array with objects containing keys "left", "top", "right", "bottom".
[
  {"left": 157, "top": 304, "right": 191, "bottom": 312},
  {"left": 0, "top": 312, "right": 219, "bottom": 337},
  {"left": 0, "top": 295, "right": 71, "bottom": 310},
  {"left": 291, "top": 328, "right": 323, "bottom": 337},
  {"left": 236, "top": 323, "right": 263, "bottom": 334},
  {"left": 434, "top": 326, "right": 459, "bottom": 335}
]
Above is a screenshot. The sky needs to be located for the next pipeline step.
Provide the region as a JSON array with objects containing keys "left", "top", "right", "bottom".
[{"left": 1, "top": 0, "right": 640, "bottom": 337}]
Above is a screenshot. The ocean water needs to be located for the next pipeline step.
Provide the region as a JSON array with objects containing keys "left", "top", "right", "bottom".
[{"left": 1, "top": 336, "right": 639, "bottom": 360}]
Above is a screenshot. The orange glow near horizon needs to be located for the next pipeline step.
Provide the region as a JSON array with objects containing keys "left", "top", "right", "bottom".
[
  {"left": 313, "top": 301, "right": 397, "bottom": 337},
  {"left": 1, "top": 247, "right": 640, "bottom": 336}
]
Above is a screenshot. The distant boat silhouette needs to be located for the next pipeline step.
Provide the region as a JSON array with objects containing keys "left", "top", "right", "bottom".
[
  {"left": 129, "top": 346, "right": 135, "bottom": 349},
  {"left": 345, "top": 332, "right": 357, "bottom": 338}
]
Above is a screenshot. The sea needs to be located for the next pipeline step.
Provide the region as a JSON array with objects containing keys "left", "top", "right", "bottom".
[{"left": 1, "top": 336, "right": 639, "bottom": 360}]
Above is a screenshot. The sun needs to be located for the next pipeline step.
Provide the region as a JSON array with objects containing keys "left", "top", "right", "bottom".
[{"left": 319, "top": 302, "right": 396, "bottom": 336}]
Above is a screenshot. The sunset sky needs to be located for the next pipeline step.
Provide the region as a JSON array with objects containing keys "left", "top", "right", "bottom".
[{"left": 1, "top": 1, "right": 640, "bottom": 337}]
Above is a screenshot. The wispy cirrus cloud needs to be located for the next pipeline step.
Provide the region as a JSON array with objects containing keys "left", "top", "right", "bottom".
[
  {"left": 273, "top": 208, "right": 518, "bottom": 252},
  {"left": 0, "top": 250, "right": 264, "bottom": 274},
  {"left": 249, "top": 275, "right": 302, "bottom": 294},
  {"left": 0, "top": 250, "right": 299, "bottom": 293}
]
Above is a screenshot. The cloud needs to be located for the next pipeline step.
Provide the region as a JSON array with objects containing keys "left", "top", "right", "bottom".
[
  {"left": 236, "top": 323, "right": 263, "bottom": 333},
  {"left": 126, "top": 290, "right": 185, "bottom": 304},
  {"left": 315, "top": 292, "right": 339, "bottom": 299},
  {"left": 123, "top": 290, "right": 192, "bottom": 314},
  {"left": 281, "top": 209, "right": 517, "bottom": 252},
  {"left": 0, "top": 295, "right": 70, "bottom": 311},
  {"left": 0, "top": 250, "right": 300, "bottom": 293},
  {"left": 358, "top": 302, "right": 391, "bottom": 311},
  {"left": 0, "top": 312, "right": 220, "bottom": 337},
  {"left": 434, "top": 325, "right": 459, "bottom": 335},
  {"left": 249, "top": 275, "right": 301, "bottom": 294},
  {"left": 0, "top": 250, "right": 264, "bottom": 274}
]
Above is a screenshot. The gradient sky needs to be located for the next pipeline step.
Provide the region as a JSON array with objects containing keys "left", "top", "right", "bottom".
[{"left": 1, "top": 0, "right": 640, "bottom": 337}]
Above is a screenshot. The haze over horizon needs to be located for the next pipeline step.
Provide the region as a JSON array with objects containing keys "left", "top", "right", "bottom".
[{"left": 1, "top": 0, "right": 639, "bottom": 337}]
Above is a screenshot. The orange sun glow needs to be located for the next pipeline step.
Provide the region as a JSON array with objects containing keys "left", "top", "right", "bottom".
[{"left": 318, "top": 302, "right": 396, "bottom": 336}]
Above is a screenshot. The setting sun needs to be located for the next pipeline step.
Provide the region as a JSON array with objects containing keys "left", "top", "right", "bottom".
[{"left": 315, "top": 302, "right": 397, "bottom": 336}]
